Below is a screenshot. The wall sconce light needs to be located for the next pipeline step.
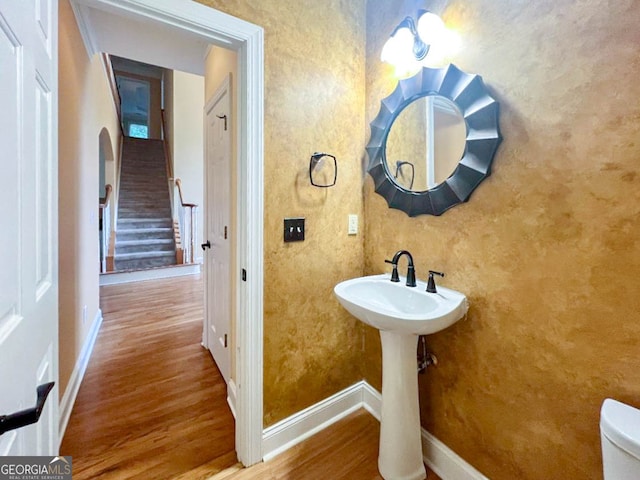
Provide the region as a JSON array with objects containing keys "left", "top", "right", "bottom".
[{"left": 381, "top": 10, "right": 446, "bottom": 77}]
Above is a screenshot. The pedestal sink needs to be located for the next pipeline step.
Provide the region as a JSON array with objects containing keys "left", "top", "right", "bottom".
[{"left": 334, "top": 274, "right": 468, "bottom": 480}]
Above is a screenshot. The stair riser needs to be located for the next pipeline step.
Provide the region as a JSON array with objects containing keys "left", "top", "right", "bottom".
[
  {"left": 118, "top": 220, "right": 172, "bottom": 229},
  {"left": 120, "top": 189, "right": 167, "bottom": 195},
  {"left": 117, "top": 249, "right": 174, "bottom": 259},
  {"left": 117, "top": 233, "right": 173, "bottom": 242},
  {"left": 120, "top": 193, "right": 170, "bottom": 199},
  {"left": 118, "top": 201, "right": 171, "bottom": 209},
  {"left": 115, "top": 256, "right": 176, "bottom": 271},
  {"left": 119, "top": 210, "right": 171, "bottom": 218},
  {"left": 119, "top": 180, "right": 167, "bottom": 186},
  {"left": 116, "top": 243, "right": 175, "bottom": 254},
  {"left": 119, "top": 182, "right": 168, "bottom": 189},
  {"left": 120, "top": 170, "right": 166, "bottom": 174},
  {"left": 119, "top": 192, "right": 170, "bottom": 198},
  {"left": 120, "top": 183, "right": 169, "bottom": 188},
  {"left": 119, "top": 183, "right": 169, "bottom": 189},
  {"left": 121, "top": 162, "right": 165, "bottom": 167},
  {"left": 120, "top": 160, "right": 166, "bottom": 165}
]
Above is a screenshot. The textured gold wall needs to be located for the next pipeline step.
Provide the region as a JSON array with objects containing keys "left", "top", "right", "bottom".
[
  {"left": 386, "top": 99, "right": 428, "bottom": 190},
  {"left": 195, "top": 0, "right": 367, "bottom": 426},
  {"left": 366, "top": 0, "right": 640, "bottom": 478}
]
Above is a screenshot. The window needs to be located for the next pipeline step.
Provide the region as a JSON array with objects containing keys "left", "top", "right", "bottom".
[{"left": 128, "top": 124, "right": 148, "bottom": 139}]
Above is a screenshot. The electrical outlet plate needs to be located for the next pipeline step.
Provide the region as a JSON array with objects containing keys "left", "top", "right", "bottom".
[{"left": 284, "top": 218, "right": 305, "bottom": 242}]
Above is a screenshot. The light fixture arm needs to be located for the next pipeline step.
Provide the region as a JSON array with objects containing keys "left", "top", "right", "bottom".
[{"left": 393, "top": 16, "right": 429, "bottom": 61}]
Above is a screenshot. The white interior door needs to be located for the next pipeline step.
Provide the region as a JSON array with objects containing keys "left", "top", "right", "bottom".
[
  {"left": 203, "top": 76, "right": 231, "bottom": 384},
  {"left": 0, "top": 0, "right": 59, "bottom": 454}
]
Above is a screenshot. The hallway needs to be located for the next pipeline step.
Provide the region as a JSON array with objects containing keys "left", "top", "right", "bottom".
[{"left": 61, "top": 275, "right": 236, "bottom": 479}]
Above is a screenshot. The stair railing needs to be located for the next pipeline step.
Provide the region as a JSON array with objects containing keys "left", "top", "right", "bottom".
[
  {"left": 101, "top": 53, "right": 124, "bottom": 137},
  {"left": 100, "top": 53, "right": 123, "bottom": 272},
  {"left": 99, "top": 184, "right": 113, "bottom": 273},
  {"left": 174, "top": 178, "right": 198, "bottom": 264},
  {"left": 160, "top": 109, "right": 176, "bottom": 221},
  {"left": 160, "top": 109, "right": 174, "bottom": 179}
]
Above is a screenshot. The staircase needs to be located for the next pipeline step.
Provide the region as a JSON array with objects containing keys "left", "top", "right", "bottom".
[{"left": 114, "top": 137, "right": 176, "bottom": 271}]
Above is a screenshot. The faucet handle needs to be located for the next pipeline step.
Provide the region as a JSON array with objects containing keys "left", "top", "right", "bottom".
[
  {"left": 426, "top": 270, "right": 445, "bottom": 293},
  {"left": 384, "top": 259, "right": 400, "bottom": 283}
]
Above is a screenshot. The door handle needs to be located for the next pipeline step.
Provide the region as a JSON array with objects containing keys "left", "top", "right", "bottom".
[
  {"left": 0, "top": 382, "right": 55, "bottom": 435},
  {"left": 201, "top": 241, "right": 211, "bottom": 251}
]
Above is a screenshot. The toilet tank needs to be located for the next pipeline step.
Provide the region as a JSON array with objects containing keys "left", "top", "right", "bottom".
[{"left": 601, "top": 398, "right": 640, "bottom": 480}]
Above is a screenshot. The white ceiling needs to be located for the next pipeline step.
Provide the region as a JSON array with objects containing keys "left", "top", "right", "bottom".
[{"left": 70, "top": 2, "right": 212, "bottom": 75}]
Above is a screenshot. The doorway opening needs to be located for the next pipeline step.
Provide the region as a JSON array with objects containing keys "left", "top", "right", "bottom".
[{"left": 69, "top": 0, "right": 264, "bottom": 466}]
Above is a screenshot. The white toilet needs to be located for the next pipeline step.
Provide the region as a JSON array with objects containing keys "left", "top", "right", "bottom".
[{"left": 600, "top": 398, "right": 640, "bottom": 479}]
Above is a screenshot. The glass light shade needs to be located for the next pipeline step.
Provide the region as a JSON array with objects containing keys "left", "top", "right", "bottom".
[
  {"left": 381, "top": 27, "right": 421, "bottom": 77},
  {"left": 381, "top": 27, "right": 414, "bottom": 63},
  {"left": 393, "top": 56, "right": 421, "bottom": 78},
  {"left": 416, "top": 11, "right": 445, "bottom": 46},
  {"left": 380, "top": 36, "right": 397, "bottom": 64},
  {"left": 420, "top": 29, "right": 462, "bottom": 67}
]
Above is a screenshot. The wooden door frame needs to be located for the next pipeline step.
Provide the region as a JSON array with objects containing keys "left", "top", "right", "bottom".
[{"left": 69, "top": 0, "right": 264, "bottom": 466}]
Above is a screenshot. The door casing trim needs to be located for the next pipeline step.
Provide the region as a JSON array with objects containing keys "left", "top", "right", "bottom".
[{"left": 69, "top": 0, "right": 264, "bottom": 465}]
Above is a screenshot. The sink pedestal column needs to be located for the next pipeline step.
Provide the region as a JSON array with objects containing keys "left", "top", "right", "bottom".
[{"left": 378, "top": 331, "right": 426, "bottom": 480}]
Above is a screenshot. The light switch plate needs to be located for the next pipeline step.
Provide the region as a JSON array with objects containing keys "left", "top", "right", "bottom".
[
  {"left": 284, "top": 218, "right": 305, "bottom": 242},
  {"left": 348, "top": 214, "right": 358, "bottom": 235}
]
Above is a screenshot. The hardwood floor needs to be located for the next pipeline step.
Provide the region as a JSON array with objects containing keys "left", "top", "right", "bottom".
[
  {"left": 60, "top": 275, "right": 236, "bottom": 479},
  {"left": 61, "top": 274, "right": 441, "bottom": 480},
  {"left": 212, "top": 410, "right": 442, "bottom": 480}
]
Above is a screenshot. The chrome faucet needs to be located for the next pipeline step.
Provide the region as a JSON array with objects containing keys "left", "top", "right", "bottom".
[{"left": 385, "top": 250, "right": 417, "bottom": 287}]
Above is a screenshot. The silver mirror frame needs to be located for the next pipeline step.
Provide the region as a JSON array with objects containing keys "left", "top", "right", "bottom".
[{"left": 366, "top": 64, "right": 502, "bottom": 216}]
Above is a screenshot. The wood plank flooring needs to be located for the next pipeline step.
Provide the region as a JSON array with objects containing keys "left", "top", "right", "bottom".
[
  {"left": 61, "top": 274, "right": 441, "bottom": 480},
  {"left": 60, "top": 275, "right": 237, "bottom": 479},
  {"left": 210, "top": 409, "right": 442, "bottom": 480}
]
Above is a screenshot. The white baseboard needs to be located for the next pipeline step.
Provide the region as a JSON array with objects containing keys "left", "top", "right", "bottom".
[
  {"left": 262, "top": 380, "right": 489, "bottom": 480},
  {"left": 262, "top": 381, "right": 370, "bottom": 461},
  {"left": 362, "top": 381, "right": 381, "bottom": 421},
  {"left": 99, "top": 263, "right": 200, "bottom": 286},
  {"left": 422, "top": 429, "right": 489, "bottom": 480},
  {"left": 58, "top": 309, "right": 103, "bottom": 445},
  {"left": 227, "top": 379, "right": 237, "bottom": 419}
]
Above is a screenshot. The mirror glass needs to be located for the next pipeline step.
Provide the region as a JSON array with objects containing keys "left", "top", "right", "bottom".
[{"left": 385, "top": 95, "right": 466, "bottom": 192}]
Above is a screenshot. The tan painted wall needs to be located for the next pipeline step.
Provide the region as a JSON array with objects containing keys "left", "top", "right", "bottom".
[
  {"left": 197, "top": 0, "right": 367, "bottom": 426},
  {"left": 204, "top": 47, "right": 236, "bottom": 103},
  {"left": 386, "top": 99, "right": 428, "bottom": 190},
  {"left": 165, "top": 68, "right": 205, "bottom": 260},
  {"left": 171, "top": 71, "right": 205, "bottom": 258},
  {"left": 58, "top": 0, "right": 121, "bottom": 397},
  {"left": 365, "top": 0, "right": 640, "bottom": 479}
]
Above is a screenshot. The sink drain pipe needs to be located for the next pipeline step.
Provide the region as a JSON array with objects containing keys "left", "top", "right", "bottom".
[{"left": 417, "top": 335, "right": 438, "bottom": 374}]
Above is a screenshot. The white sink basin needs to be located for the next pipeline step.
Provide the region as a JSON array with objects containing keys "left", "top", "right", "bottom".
[
  {"left": 334, "top": 273, "right": 469, "bottom": 480},
  {"left": 334, "top": 274, "right": 468, "bottom": 335}
]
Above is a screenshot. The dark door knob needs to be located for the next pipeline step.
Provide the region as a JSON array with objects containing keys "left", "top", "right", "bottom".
[
  {"left": 201, "top": 240, "right": 211, "bottom": 251},
  {"left": 0, "top": 382, "right": 55, "bottom": 435}
]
